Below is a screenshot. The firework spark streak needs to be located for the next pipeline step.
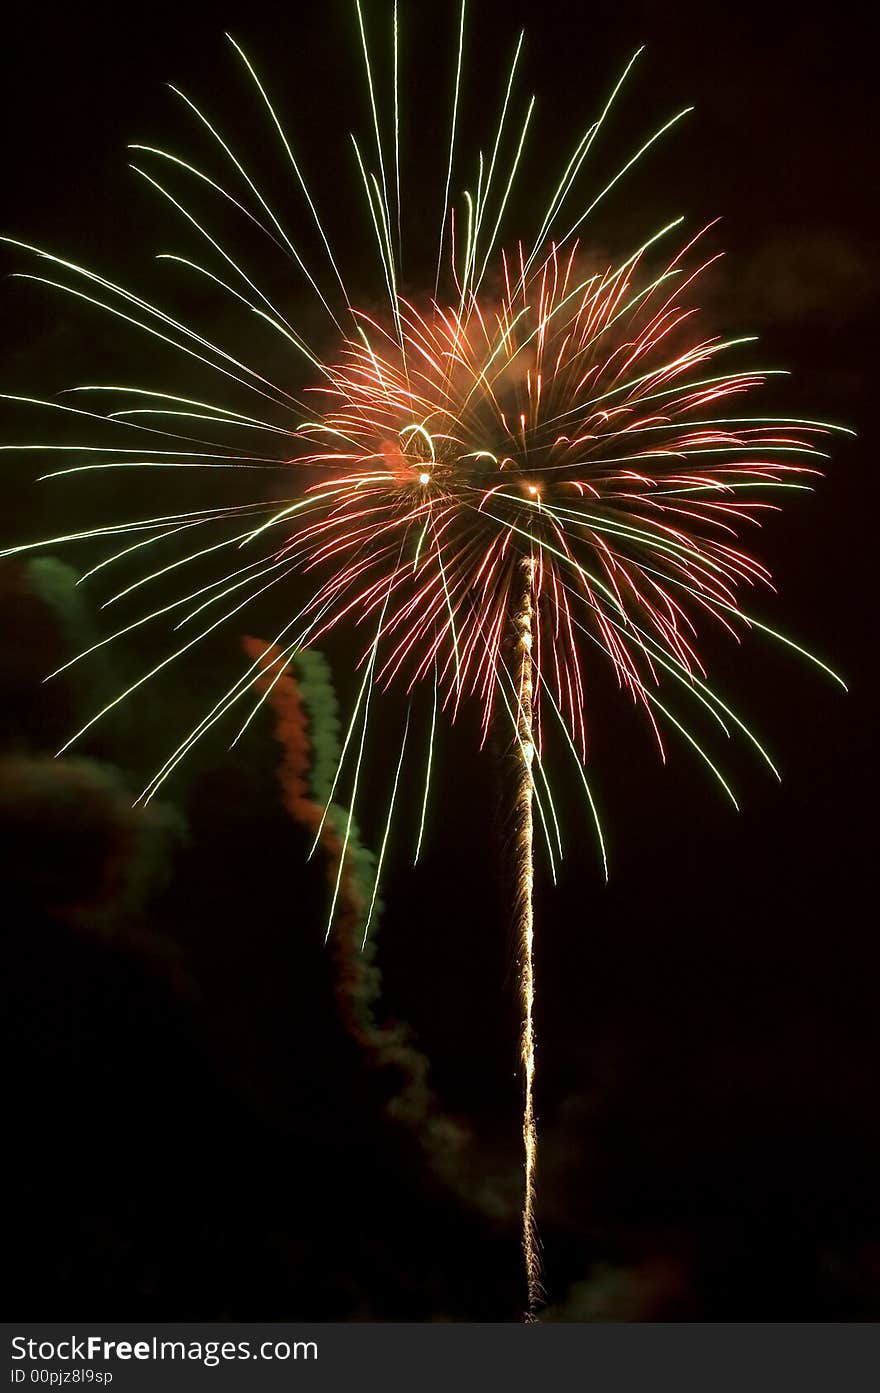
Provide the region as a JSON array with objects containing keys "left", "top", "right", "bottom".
[
  {"left": 1, "top": 2, "right": 848, "bottom": 1315},
  {"left": 514, "top": 554, "right": 541, "bottom": 1314}
]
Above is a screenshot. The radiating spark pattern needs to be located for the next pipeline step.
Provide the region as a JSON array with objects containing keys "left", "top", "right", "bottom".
[
  {"left": 286, "top": 235, "right": 839, "bottom": 801},
  {"left": 1, "top": 7, "right": 848, "bottom": 1314}
]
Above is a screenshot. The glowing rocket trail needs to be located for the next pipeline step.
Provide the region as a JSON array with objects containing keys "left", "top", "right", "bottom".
[{"left": 514, "top": 553, "right": 542, "bottom": 1315}]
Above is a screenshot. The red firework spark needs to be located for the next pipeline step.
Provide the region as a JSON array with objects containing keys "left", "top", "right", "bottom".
[{"left": 280, "top": 230, "right": 832, "bottom": 783}]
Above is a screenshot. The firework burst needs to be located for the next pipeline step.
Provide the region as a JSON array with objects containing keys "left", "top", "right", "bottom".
[{"left": 2, "top": 1, "right": 847, "bottom": 1316}]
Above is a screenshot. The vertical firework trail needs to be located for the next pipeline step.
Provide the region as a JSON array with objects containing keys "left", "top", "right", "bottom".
[{"left": 513, "top": 553, "right": 541, "bottom": 1314}]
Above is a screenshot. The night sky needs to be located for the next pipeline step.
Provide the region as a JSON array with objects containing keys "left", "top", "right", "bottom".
[{"left": 2, "top": 0, "right": 877, "bottom": 1321}]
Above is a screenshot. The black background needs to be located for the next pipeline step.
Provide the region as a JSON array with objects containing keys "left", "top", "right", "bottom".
[{"left": 2, "top": 0, "right": 877, "bottom": 1321}]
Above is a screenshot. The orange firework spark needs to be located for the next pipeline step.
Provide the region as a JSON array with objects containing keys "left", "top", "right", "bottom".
[{"left": 285, "top": 230, "right": 835, "bottom": 794}]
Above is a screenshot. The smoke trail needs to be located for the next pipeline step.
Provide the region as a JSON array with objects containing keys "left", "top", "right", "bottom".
[
  {"left": 23, "top": 558, "right": 95, "bottom": 655},
  {"left": 0, "top": 753, "right": 185, "bottom": 929},
  {"left": 0, "top": 559, "right": 186, "bottom": 983},
  {"left": 243, "top": 637, "right": 476, "bottom": 1191},
  {"left": 1, "top": 556, "right": 135, "bottom": 762}
]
